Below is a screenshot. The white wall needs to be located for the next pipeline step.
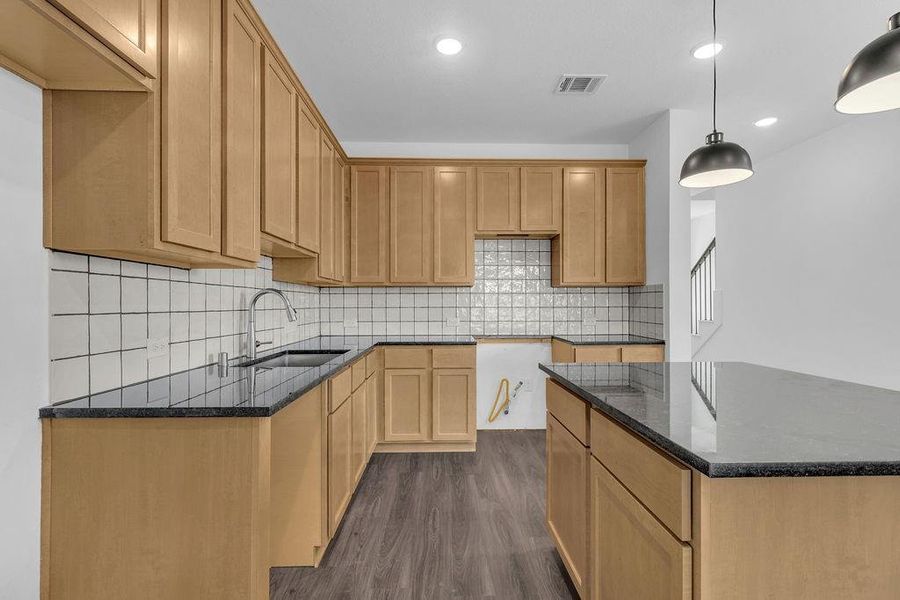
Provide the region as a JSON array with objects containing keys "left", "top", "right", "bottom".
[
  {"left": 628, "top": 109, "right": 702, "bottom": 360},
  {"left": 0, "top": 68, "right": 46, "bottom": 599},
  {"left": 476, "top": 343, "right": 551, "bottom": 429},
  {"left": 342, "top": 141, "right": 629, "bottom": 159},
  {"left": 696, "top": 111, "right": 900, "bottom": 391},
  {"left": 691, "top": 210, "right": 716, "bottom": 265}
]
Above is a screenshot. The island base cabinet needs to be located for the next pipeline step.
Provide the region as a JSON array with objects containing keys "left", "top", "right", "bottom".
[
  {"left": 591, "top": 459, "right": 691, "bottom": 600},
  {"left": 546, "top": 414, "right": 589, "bottom": 598}
]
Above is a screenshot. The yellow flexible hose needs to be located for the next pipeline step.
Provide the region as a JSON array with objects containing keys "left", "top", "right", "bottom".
[{"left": 489, "top": 378, "right": 511, "bottom": 423}]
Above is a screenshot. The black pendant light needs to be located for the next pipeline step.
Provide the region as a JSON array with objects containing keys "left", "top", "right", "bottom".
[
  {"left": 679, "top": 0, "right": 753, "bottom": 188},
  {"left": 836, "top": 13, "right": 900, "bottom": 114}
]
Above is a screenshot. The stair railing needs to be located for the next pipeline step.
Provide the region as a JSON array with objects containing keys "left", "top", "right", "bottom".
[{"left": 691, "top": 238, "right": 716, "bottom": 335}]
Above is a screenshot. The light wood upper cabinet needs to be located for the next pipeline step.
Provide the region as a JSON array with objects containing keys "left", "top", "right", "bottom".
[
  {"left": 333, "top": 157, "right": 346, "bottom": 283},
  {"left": 591, "top": 460, "right": 692, "bottom": 600},
  {"left": 547, "top": 413, "right": 589, "bottom": 597},
  {"left": 390, "top": 167, "right": 433, "bottom": 284},
  {"left": 606, "top": 167, "right": 645, "bottom": 284},
  {"left": 383, "top": 368, "right": 430, "bottom": 442},
  {"left": 159, "top": 0, "right": 221, "bottom": 253},
  {"left": 350, "top": 166, "right": 388, "bottom": 283},
  {"left": 296, "top": 101, "right": 321, "bottom": 254},
  {"left": 50, "top": 0, "right": 158, "bottom": 77},
  {"left": 221, "top": 0, "right": 261, "bottom": 263},
  {"left": 521, "top": 166, "right": 562, "bottom": 233},
  {"left": 552, "top": 167, "right": 606, "bottom": 286},
  {"left": 433, "top": 166, "right": 475, "bottom": 285},
  {"left": 261, "top": 49, "right": 297, "bottom": 244},
  {"left": 318, "top": 137, "right": 336, "bottom": 280},
  {"left": 432, "top": 369, "right": 475, "bottom": 442},
  {"left": 327, "top": 394, "right": 352, "bottom": 537},
  {"left": 476, "top": 166, "right": 519, "bottom": 233}
]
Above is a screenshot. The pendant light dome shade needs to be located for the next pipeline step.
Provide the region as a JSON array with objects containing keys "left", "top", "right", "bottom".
[
  {"left": 836, "top": 13, "right": 900, "bottom": 114},
  {"left": 679, "top": 131, "right": 753, "bottom": 188}
]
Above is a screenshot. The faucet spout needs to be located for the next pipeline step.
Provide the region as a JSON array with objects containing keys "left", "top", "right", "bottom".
[{"left": 247, "top": 288, "right": 298, "bottom": 360}]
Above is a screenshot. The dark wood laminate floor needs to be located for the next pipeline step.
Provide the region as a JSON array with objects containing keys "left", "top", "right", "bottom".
[{"left": 270, "top": 430, "right": 577, "bottom": 600}]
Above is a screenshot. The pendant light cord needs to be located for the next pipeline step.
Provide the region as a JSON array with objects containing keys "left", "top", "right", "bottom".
[{"left": 712, "top": 0, "right": 718, "bottom": 133}]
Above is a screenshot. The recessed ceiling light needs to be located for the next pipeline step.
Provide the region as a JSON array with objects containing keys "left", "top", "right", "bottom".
[
  {"left": 691, "top": 41, "right": 723, "bottom": 59},
  {"left": 754, "top": 116, "right": 778, "bottom": 128},
  {"left": 436, "top": 38, "right": 462, "bottom": 56}
]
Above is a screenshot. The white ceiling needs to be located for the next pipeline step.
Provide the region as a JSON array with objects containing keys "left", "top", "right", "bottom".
[{"left": 253, "top": 0, "right": 895, "bottom": 158}]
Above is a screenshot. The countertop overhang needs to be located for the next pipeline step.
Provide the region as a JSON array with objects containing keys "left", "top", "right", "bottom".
[{"left": 541, "top": 361, "right": 900, "bottom": 478}]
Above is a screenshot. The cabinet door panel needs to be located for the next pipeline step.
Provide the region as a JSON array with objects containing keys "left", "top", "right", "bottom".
[
  {"left": 433, "top": 166, "right": 475, "bottom": 284},
  {"left": 476, "top": 167, "right": 519, "bottom": 233},
  {"left": 222, "top": 0, "right": 261, "bottom": 262},
  {"left": 547, "top": 414, "right": 588, "bottom": 596},
  {"left": 318, "top": 137, "right": 336, "bottom": 280},
  {"left": 296, "top": 102, "right": 320, "bottom": 253},
  {"left": 365, "top": 374, "right": 378, "bottom": 456},
  {"left": 160, "top": 0, "right": 221, "bottom": 253},
  {"left": 328, "top": 398, "right": 352, "bottom": 537},
  {"left": 521, "top": 166, "right": 562, "bottom": 233},
  {"left": 351, "top": 384, "right": 367, "bottom": 483},
  {"left": 390, "top": 167, "right": 432, "bottom": 284},
  {"left": 350, "top": 166, "right": 388, "bottom": 283},
  {"left": 606, "top": 167, "right": 646, "bottom": 284},
  {"left": 591, "top": 460, "right": 691, "bottom": 600},
  {"left": 333, "top": 158, "right": 346, "bottom": 282},
  {"left": 51, "top": 0, "right": 158, "bottom": 77},
  {"left": 383, "top": 369, "right": 429, "bottom": 441},
  {"left": 560, "top": 167, "right": 605, "bottom": 284},
  {"left": 261, "top": 50, "right": 296, "bottom": 243},
  {"left": 432, "top": 369, "right": 475, "bottom": 442}
]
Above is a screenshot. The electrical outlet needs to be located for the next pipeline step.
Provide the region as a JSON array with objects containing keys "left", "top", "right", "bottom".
[{"left": 147, "top": 337, "right": 169, "bottom": 359}]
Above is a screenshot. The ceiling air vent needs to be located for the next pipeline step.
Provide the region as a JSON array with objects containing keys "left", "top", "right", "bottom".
[{"left": 555, "top": 74, "right": 606, "bottom": 94}]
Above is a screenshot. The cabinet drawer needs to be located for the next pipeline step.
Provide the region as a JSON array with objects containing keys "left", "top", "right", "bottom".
[
  {"left": 432, "top": 346, "right": 475, "bottom": 369},
  {"left": 383, "top": 346, "right": 430, "bottom": 369},
  {"left": 591, "top": 410, "right": 691, "bottom": 540},
  {"left": 365, "top": 348, "right": 381, "bottom": 377},
  {"left": 351, "top": 361, "right": 366, "bottom": 391},
  {"left": 574, "top": 346, "right": 621, "bottom": 363},
  {"left": 329, "top": 368, "right": 352, "bottom": 413},
  {"left": 592, "top": 460, "right": 692, "bottom": 600},
  {"left": 621, "top": 344, "right": 665, "bottom": 363},
  {"left": 546, "top": 380, "right": 589, "bottom": 446}
]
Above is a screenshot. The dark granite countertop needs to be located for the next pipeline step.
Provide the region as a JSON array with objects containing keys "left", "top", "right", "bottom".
[
  {"left": 552, "top": 334, "right": 664, "bottom": 345},
  {"left": 540, "top": 361, "right": 900, "bottom": 478},
  {"left": 40, "top": 336, "right": 475, "bottom": 419}
]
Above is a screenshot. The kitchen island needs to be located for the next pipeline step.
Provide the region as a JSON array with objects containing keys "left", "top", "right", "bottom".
[{"left": 541, "top": 361, "right": 900, "bottom": 599}]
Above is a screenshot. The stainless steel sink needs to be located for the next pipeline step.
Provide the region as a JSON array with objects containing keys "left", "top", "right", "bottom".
[{"left": 239, "top": 350, "right": 347, "bottom": 369}]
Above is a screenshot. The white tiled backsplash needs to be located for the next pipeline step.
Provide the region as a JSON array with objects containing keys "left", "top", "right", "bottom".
[
  {"left": 48, "top": 253, "right": 319, "bottom": 402},
  {"left": 48, "top": 241, "right": 665, "bottom": 402},
  {"left": 321, "top": 240, "right": 663, "bottom": 337}
]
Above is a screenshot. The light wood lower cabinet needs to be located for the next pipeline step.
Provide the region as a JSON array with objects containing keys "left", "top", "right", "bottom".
[
  {"left": 591, "top": 460, "right": 691, "bottom": 600},
  {"left": 431, "top": 369, "right": 476, "bottom": 442},
  {"left": 365, "top": 371, "right": 379, "bottom": 457},
  {"left": 350, "top": 384, "right": 367, "bottom": 483},
  {"left": 383, "top": 368, "right": 430, "bottom": 442},
  {"left": 550, "top": 339, "right": 665, "bottom": 364},
  {"left": 546, "top": 413, "right": 589, "bottom": 597},
  {"left": 270, "top": 386, "right": 327, "bottom": 567},
  {"left": 327, "top": 393, "right": 352, "bottom": 537}
]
